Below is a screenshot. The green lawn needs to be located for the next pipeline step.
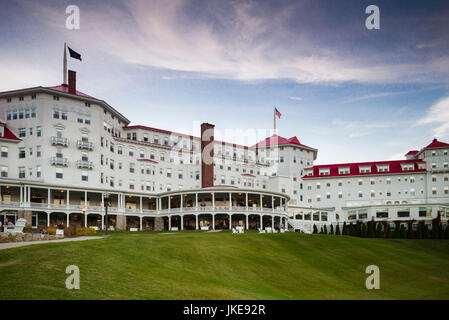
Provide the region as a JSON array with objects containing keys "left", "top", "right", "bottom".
[{"left": 1, "top": 230, "right": 449, "bottom": 299}]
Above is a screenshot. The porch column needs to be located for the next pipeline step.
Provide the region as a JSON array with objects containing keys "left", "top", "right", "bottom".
[
  {"left": 48, "top": 188, "right": 51, "bottom": 208},
  {"left": 20, "top": 186, "right": 23, "bottom": 203},
  {"left": 66, "top": 213, "right": 70, "bottom": 227},
  {"left": 260, "top": 194, "right": 263, "bottom": 210},
  {"left": 180, "top": 194, "right": 183, "bottom": 211},
  {"left": 195, "top": 214, "right": 199, "bottom": 230},
  {"left": 169, "top": 215, "right": 171, "bottom": 230},
  {"left": 101, "top": 215, "right": 104, "bottom": 229},
  {"left": 84, "top": 213, "right": 87, "bottom": 227},
  {"left": 212, "top": 214, "right": 215, "bottom": 230},
  {"left": 246, "top": 214, "right": 249, "bottom": 230},
  {"left": 140, "top": 217, "right": 143, "bottom": 231},
  {"left": 272, "top": 196, "right": 275, "bottom": 213},
  {"left": 181, "top": 215, "right": 184, "bottom": 230},
  {"left": 246, "top": 193, "right": 248, "bottom": 211},
  {"left": 66, "top": 190, "right": 70, "bottom": 209},
  {"left": 229, "top": 214, "right": 232, "bottom": 229},
  {"left": 272, "top": 216, "right": 274, "bottom": 229},
  {"left": 168, "top": 196, "right": 171, "bottom": 212},
  {"left": 101, "top": 192, "right": 104, "bottom": 208},
  {"left": 212, "top": 192, "right": 215, "bottom": 211},
  {"left": 47, "top": 212, "right": 50, "bottom": 227},
  {"left": 260, "top": 215, "right": 263, "bottom": 229},
  {"left": 229, "top": 192, "right": 232, "bottom": 210},
  {"left": 84, "top": 191, "right": 87, "bottom": 208},
  {"left": 140, "top": 196, "right": 143, "bottom": 213},
  {"left": 195, "top": 193, "right": 198, "bottom": 210}
]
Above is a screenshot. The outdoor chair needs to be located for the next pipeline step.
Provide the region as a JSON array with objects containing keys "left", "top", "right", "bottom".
[
  {"left": 232, "top": 228, "right": 238, "bottom": 234},
  {"left": 6, "top": 218, "right": 26, "bottom": 233},
  {"left": 258, "top": 228, "right": 266, "bottom": 233}
]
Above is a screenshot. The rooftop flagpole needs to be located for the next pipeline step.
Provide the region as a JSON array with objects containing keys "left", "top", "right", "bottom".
[
  {"left": 273, "top": 105, "right": 277, "bottom": 135},
  {"left": 63, "top": 43, "right": 67, "bottom": 85}
]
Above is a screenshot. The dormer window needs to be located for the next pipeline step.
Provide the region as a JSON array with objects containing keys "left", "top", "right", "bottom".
[
  {"left": 401, "top": 163, "right": 414, "bottom": 171},
  {"left": 338, "top": 167, "right": 350, "bottom": 174},
  {"left": 319, "top": 168, "right": 330, "bottom": 176},
  {"left": 377, "top": 165, "right": 390, "bottom": 172},
  {"left": 359, "top": 166, "right": 371, "bottom": 173}
]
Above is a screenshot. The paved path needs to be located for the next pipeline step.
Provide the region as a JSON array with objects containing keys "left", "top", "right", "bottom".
[{"left": 0, "top": 236, "right": 104, "bottom": 251}]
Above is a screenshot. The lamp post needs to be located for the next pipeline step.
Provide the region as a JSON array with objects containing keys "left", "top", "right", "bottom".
[{"left": 104, "top": 193, "right": 110, "bottom": 236}]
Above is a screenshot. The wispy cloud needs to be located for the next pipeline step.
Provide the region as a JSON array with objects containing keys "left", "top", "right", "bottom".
[
  {"left": 288, "top": 96, "right": 303, "bottom": 101},
  {"left": 416, "top": 96, "right": 449, "bottom": 138},
  {"left": 332, "top": 119, "right": 401, "bottom": 138}
]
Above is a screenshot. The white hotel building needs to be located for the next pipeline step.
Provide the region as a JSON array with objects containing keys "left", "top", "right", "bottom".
[{"left": 0, "top": 70, "right": 448, "bottom": 232}]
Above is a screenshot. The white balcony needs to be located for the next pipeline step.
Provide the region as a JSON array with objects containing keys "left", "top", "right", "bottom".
[
  {"left": 77, "top": 140, "right": 94, "bottom": 151},
  {"left": 50, "top": 157, "right": 68, "bottom": 166},
  {"left": 51, "top": 136, "right": 68, "bottom": 147},
  {"left": 76, "top": 160, "right": 93, "bottom": 169}
]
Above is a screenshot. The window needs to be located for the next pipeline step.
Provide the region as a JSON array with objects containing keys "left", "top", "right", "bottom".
[
  {"left": 129, "top": 149, "right": 134, "bottom": 157},
  {"left": 37, "top": 127, "right": 41, "bottom": 137},
  {"left": 154, "top": 135, "right": 159, "bottom": 144},
  {"left": 61, "top": 112, "right": 68, "bottom": 120},
  {"left": 29, "top": 127, "right": 33, "bottom": 135},
  {"left": 117, "top": 146, "right": 123, "bottom": 155},
  {"left": 19, "top": 128, "right": 26, "bottom": 137},
  {"left": 36, "top": 166, "right": 41, "bottom": 178},
  {"left": 31, "top": 108, "right": 36, "bottom": 118},
  {"left": 129, "top": 163, "right": 135, "bottom": 173},
  {"left": 1, "top": 146, "right": 8, "bottom": 158},
  {"left": 110, "top": 176, "right": 115, "bottom": 187},
  {"left": 143, "top": 133, "right": 149, "bottom": 142},
  {"left": 18, "top": 167, "right": 25, "bottom": 178},
  {"left": 77, "top": 115, "right": 83, "bottom": 123},
  {"left": 6, "top": 112, "right": 11, "bottom": 120},
  {"left": 6, "top": 98, "right": 11, "bottom": 103},
  {"left": 53, "top": 96, "right": 60, "bottom": 101},
  {"left": 178, "top": 170, "right": 183, "bottom": 179},
  {"left": 85, "top": 116, "right": 91, "bottom": 125},
  {"left": 25, "top": 109, "right": 30, "bottom": 118},
  {"left": 419, "top": 207, "right": 431, "bottom": 217},
  {"left": 376, "top": 209, "right": 388, "bottom": 218},
  {"left": 53, "top": 110, "right": 60, "bottom": 119},
  {"left": 81, "top": 171, "right": 88, "bottom": 181},
  {"left": 29, "top": 147, "right": 33, "bottom": 156},
  {"left": 19, "top": 147, "right": 26, "bottom": 158},
  {"left": 167, "top": 169, "right": 172, "bottom": 178},
  {"left": 82, "top": 152, "right": 89, "bottom": 162},
  {"left": 397, "top": 209, "right": 410, "bottom": 218},
  {"left": 0, "top": 166, "right": 8, "bottom": 178}
]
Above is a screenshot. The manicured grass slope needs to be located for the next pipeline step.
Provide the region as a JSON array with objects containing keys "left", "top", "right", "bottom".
[{"left": 1, "top": 231, "right": 449, "bottom": 299}]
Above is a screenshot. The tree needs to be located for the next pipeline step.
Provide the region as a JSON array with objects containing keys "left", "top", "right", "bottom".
[
  {"left": 423, "top": 224, "right": 429, "bottom": 239},
  {"left": 399, "top": 224, "right": 406, "bottom": 239},
  {"left": 323, "top": 225, "right": 328, "bottom": 235},
  {"left": 313, "top": 224, "right": 318, "bottom": 234},
  {"left": 335, "top": 224, "right": 341, "bottom": 235},
  {"left": 361, "top": 223, "right": 367, "bottom": 238},
  {"left": 445, "top": 225, "right": 449, "bottom": 240},
  {"left": 375, "top": 223, "right": 383, "bottom": 238},
  {"left": 385, "top": 225, "right": 392, "bottom": 239},
  {"left": 407, "top": 222, "right": 414, "bottom": 239},
  {"left": 367, "top": 221, "right": 375, "bottom": 238},
  {"left": 342, "top": 222, "right": 348, "bottom": 236},
  {"left": 330, "top": 224, "right": 334, "bottom": 235},
  {"left": 355, "top": 222, "right": 362, "bottom": 237},
  {"left": 393, "top": 223, "right": 400, "bottom": 238},
  {"left": 416, "top": 222, "right": 423, "bottom": 239},
  {"left": 348, "top": 222, "right": 355, "bottom": 237}
]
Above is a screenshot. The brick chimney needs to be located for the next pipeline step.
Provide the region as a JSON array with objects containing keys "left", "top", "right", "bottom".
[
  {"left": 201, "top": 123, "right": 215, "bottom": 188},
  {"left": 68, "top": 70, "right": 76, "bottom": 94}
]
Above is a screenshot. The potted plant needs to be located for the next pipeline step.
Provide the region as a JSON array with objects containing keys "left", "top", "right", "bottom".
[{"left": 56, "top": 223, "right": 64, "bottom": 236}]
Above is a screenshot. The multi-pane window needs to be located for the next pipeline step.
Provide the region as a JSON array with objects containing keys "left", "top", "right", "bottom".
[
  {"left": 37, "top": 127, "right": 42, "bottom": 137},
  {"left": 53, "top": 110, "right": 60, "bottom": 119},
  {"left": 18, "top": 167, "right": 25, "bottom": 178},
  {"left": 81, "top": 171, "right": 88, "bottom": 181},
  {"left": 19, "top": 128, "right": 26, "bottom": 137},
  {"left": 1, "top": 146, "right": 8, "bottom": 158},
  {"left": 77, "top": 115, "right": 83, "bottom": 123},
  {"left": 0, "top": 166, "right": 8, "bottom": 177},
  {"left": 129, "top": 163, "right": 135, "bottom": 173},
  {"left": 19, "top": 147, "right": 25, "bottom": 158},
  {"left": 117, "top": 146, "right": 123, "bottom": 155},
  {"left": 61, "top": 112, "right": 68, "bottom": 120},
  {"left": 36, "top": 166, "right": 41, "bottom": 178}
]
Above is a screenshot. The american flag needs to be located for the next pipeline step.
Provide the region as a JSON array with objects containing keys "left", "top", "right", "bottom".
[{"left": 274, "top": 107, "right": 282, "bottom": 119}]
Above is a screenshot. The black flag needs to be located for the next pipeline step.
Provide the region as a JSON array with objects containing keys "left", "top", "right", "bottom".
[{"left": 68, "top": 46, "right": 82, "bottom": 61}]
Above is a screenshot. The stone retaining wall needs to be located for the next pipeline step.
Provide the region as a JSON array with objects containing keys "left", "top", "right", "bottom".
[{"left": 0, "top": 232, "right": 64, "bottom": 243}]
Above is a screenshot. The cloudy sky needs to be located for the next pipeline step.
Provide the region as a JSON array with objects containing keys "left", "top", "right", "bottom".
[{"left": 1, "top": 0, "right": 448, "bottom": 164}]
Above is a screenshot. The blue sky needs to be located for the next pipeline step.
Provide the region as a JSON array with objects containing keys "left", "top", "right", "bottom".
[{"left": 1, "top": 0, "right": 448, "bottom": 164}]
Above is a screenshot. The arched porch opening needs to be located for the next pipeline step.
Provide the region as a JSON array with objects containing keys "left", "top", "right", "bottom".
[{"left": 214, "top": 214, "right": 230, "bottom": 230}]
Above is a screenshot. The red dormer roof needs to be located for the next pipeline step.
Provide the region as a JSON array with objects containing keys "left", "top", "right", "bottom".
[
  {"left": 423, "top": 138, "right": 449, "bottom": 150},
  {"left": 46, "top": 85, "right": 96, "bottom": 99},
  {"left": 405, "top": 150, "right": 419, "bottom": 156},
  {"left": 303, "top": 159, "right": 426, "bottom": 179},
  {"left": 0, "top": 123, "right": 21, "bottom": 141},
  {"left": 252, "top": 134, "right": 315, "bottom": 150},
  {"left": 136, "top": 158, "right": 159, "bottom": 164}
]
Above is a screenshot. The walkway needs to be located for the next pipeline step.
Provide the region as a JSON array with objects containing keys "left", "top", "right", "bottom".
[{"left": 0, "top": 236, "right": 104, "bottom": 251}]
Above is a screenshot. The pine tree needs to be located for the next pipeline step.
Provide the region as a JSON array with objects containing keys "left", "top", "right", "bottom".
[
  {"left": 375, "top": 223, "right": 383, "bottom": 238},
  {"left": 349, "top": 222, "right": 355, "bottom": 236},
  {"left": 313, "top": 224, "right": 318, "bottom": 234},
  {"left": 323, "top": 225, "right": 328, "bottom": 235},
  {"left": 367, "top": 221, "right": 375, "bottom": 238},
  {"left": 355, "top": 222, "right": 362, "bottom": 237},
  {"left": 361, "top": 223, "right": 367, "bottom": 238},
  {"left": 423, "top": 224, "right": 429, "bottom": 239},
  {"left": 385, "top": 225, "right": 392, "bottom": 238},
  {"left": 330, "top": 224, "right": 334, "bottom": 235},
  {"left": 444, "top": 225, "right": 449, "bottom": 239},
  {"left": 393, "top": 223, "right": 400, "bottom": 238},
  {"left": 342, "top": 222, "right": 347, "bottom": 235},
  {"left": 335, "top": 224, "right": 341, "bottom": 235},
  {"left": 407, "top": 222, "right": 414, "bottom": 239},
  {"left": 416, "top": 222, "right": 423, "bottom": 239},
  {"left": 399, "top": 224, "right": 406, "bottom": 238},
  {"left": 439, "top": 224, "right": 444, "bottom": 239}
]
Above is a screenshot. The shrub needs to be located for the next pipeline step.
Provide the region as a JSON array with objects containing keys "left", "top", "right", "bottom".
[
  {"left": 399, "top": 225, "right": 406, "bottom": 239},
  {"left": 335, "top": 224, "right": 341, "bottom": 235},
  {"left": 375, "top": 223, "right": 383, "bottom": 238},
  {"left": 330, "top": 224, "right": 334, "bottom": 235},
  {"left": 367, "top": 221, "right": 375, "bottom": 238},
  {"left": 313, "top": 224, "right": 318, "bottom": 234},
  {"left": 323, "top": 225, "right": 328, "bottom": 235},
  {"left": 47, "top": 227, "right": 56, "bottom": 235},
  {"left": 445, "top": 225, "right": 449, "bottom": 239},
  {"left": 76, "top": 227, "right": 96, "bottom": 236},
  {"left": 360, "top": 223, "right": 367, "bottom": 238},
  {"left": 385, "top": 225, "right": 392, "bottom": 238},
  {"left": 423, "top": 224, "right": 429, "bottom": 239},
  {"left": 416, "top": 223, "right": 423, "bottom": 239},
  {"left": 393, "top": 223, "right": 400, "bottom": 238},
  {"left": 342, "top": 222, "right": 347, "bottom": 235}
]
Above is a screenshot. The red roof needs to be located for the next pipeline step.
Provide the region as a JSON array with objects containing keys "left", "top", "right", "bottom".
[
  {"left": 422, "top": 138, "right": 449, "bottom": 150},
  {"left": 405, "top": 150, "right": 419, "bottom": 156},
  {"left": 123, "top": 125, "right": 196, "bottom": 139},
  {"left": 241, "top": 173, "right": 255, "bottom": 177},
  {"left": 46, "top": 85, "right": 96, "bottom": 99},
  {"left": 252, "top": 134, "right": 315, "bottom": 150},
  {"left": 303, "top": 159, "right": 426, "bottom": 179},
  {"left": 0, "top": 123, "right": 21, "bottom": 141}
]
